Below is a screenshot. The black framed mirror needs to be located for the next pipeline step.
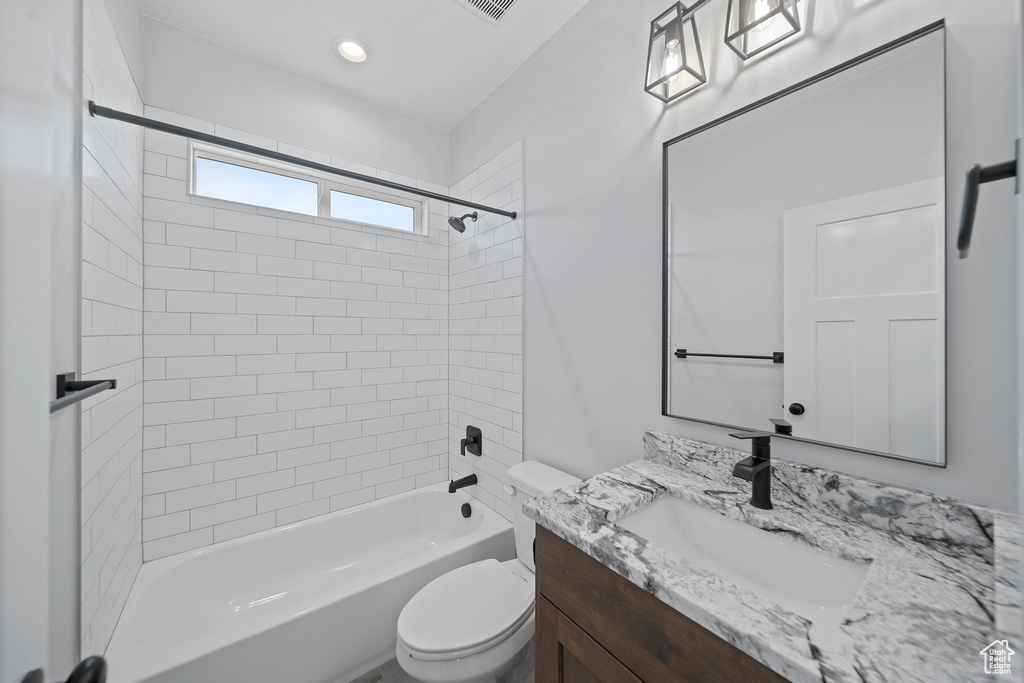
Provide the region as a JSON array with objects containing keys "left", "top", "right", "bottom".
[{"left": 662, "top": 22, "right": 947, "bottom": 466}]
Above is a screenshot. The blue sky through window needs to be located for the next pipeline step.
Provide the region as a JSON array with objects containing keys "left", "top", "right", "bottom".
[
  {"left": 195, "top": 157, "right": 318, "bottom": 215},
  {"left": 330, "top": 190, "right": 414, "bottom": 232}
]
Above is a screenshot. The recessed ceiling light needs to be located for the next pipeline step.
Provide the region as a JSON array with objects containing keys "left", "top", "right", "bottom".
[{"left": 332, "top": 36, "right": 369, "bottom": 63}]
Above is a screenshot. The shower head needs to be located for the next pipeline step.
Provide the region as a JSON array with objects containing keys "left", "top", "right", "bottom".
[{"left": 448, "top": 212, "right": 478, "bottom": 233}]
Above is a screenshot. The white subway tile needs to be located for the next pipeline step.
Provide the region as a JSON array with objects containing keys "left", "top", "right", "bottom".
[
  {"left": 313, "top": 473, "right": 362, "bottom": 499},
  {"left": 166, "top": 291, "right": 235, "bottom": 314},
  {"left": 257, "top": 428, "right": 313, "bottom": 454},
  {"left": 144, "top": 528, "right": 213, "bottom": 561},
  {"left": 279, "top": 277, "right": 330, "bottom": 298},
  {"left": 190, "top": 436, "right": 257, "bottom": 464},
  {"left": 257, "top": 372, "right": 313, "bottom": 394},
  {"left": 165, "top": 418, "right": 236, "bottom": 446},
  {"left": 237, "top": 410, "right": 295, "bottom": 436},
  {"left": 190, "top": 497, "right": 256, "bottom": 529},
  {"left": 236, "top": 294, "right": 295, "bottom": 315},
  {"left": 213, "top": 512, "right": 275, "bottom": 543},
  {"left": 214, "top": 394, "right": 278, "bottom": 419},
  {"left": 191, "top": 249, "right": 257, "bottom": 274},
  {"left": 215, "top": 334, "right": 278, "bottom": 356},
  {"left": 214, "top": 453, "right": 277, "bottom": 481},
  {"left": 277, "top": 389, "right": 331, "bottom": 411},
  {"left": 144, "top": 398, "right": 213, "bottom": 426},
  {"left": 142, "top": 445, "right": 189, "bottom": 472},
  {"left": 191, "top": 313, "right": 256, "bottom": 335},
  {"left": 257, "top": 484, "right": 312, "bottom": 513},
  {"left": 215, "top": 272, "right": 278, "bottom": 295},
  {"left": 236, "top": 469, "right": 295, "bottom": 497},
  {"left": 237, "top": 233, "right": 295, "bottom": 258},
  {"left": 165, "top": 355, "right": 236, "bottom": 379},
  {"left": 276, "top": 499, "right": 330, "bottom": 526},
  {"left": 166, "top": 223, "right": 233, "bottom": 251},
  {"left": 295, "top": 405, "right": 347, "bottom": 428},
  {"left": 258, "top": 255, "right": 312, "bottom": 278},
  {"left": 215, "top": 209, "right": 276, "bottom": 236},
  {"left": 236, "top": 353, "right": 295, "bottom": 375},
  {"left": 295, "top": 458, "right": 347, "bottom": 485},
  {"left": 258, "top": 315, "right": 313, "bottom": 335},
  {"left": 143, "top": 463, "right": 213, "bottom": 494},
  {"left": 277, "top": 444, "right": 330, "bottom": 469},
  {"left": 278, "top": 219, "right": 330, "bottom": 243},
  {"left": 330, "top": 487, "right": 375, "bottom": 511}
]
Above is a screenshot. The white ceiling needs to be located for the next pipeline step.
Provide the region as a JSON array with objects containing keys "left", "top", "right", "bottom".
[{"left": 138, "top": 0, "right": 590, "bottom": 130}]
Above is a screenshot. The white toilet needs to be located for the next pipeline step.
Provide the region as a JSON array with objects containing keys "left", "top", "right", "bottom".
[{"left": 395, "top": 461, "right": 579, "bottom": 683}]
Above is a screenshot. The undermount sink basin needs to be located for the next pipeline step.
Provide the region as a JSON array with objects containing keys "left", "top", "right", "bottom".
[{"left": 617, "top": 497, "right": 868, "bottom": 625}]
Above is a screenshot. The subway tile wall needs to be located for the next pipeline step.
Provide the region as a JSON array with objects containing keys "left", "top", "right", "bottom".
[
  {"left": 447, "top": 144, "right": 525, "bottom": 520},
  {"left": 139, "top": 108, "right": 459, "bottom": 560},
  {"left": 80, "top": 0, "right": 145, "bottom": 655}
]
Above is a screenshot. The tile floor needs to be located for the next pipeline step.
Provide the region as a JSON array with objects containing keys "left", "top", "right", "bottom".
[{"left": 350, "top": 658, "right": 419, "bottom": 683}]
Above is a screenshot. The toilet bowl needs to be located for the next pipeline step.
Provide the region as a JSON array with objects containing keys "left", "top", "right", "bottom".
[{"left": 396, "top": 461, "right": 579, "bottom": 683}]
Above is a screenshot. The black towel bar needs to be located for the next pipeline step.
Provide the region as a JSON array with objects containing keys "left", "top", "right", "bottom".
[
  {"left": 675, "top": 349, "right": 784, "bottom": 364},
  {"left": 50, "top": 372, "right": 117, "bottom": 413}
]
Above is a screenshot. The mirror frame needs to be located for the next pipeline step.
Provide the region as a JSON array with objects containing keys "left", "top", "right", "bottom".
[{"left": 660, "top": 20, "right": 948, "bottom": 467}]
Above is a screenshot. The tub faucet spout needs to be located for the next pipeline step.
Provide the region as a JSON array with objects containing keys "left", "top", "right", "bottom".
[{"left": 448, "top": 474, "right": 477, "bottom": 493}]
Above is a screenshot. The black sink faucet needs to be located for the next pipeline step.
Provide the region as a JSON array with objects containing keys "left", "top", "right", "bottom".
[
  {"left": 729, "top": 430, "right": 774, "bottom": 510},
  {"left": 448, "top": 473, "right": 478, "bottom": 493}
]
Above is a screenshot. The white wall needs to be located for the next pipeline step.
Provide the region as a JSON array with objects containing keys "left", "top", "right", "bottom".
[
  {"left": 80, "top": 0, "right": 144, "bottom": 655},
  {"left": 141, "top": 18, "right": 450, "bottom": 188},
  {"left": 451, "top": 0, "right": 1021, "bottom": 509},
  {"left": 447, "top": 144, "right": 525, "bottom": 519}
]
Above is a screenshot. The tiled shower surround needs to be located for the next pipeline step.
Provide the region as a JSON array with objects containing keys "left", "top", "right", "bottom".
[
  {"left": 447, "top": 149, "right": 525, "bottom": 520},
  {"left": 80, "top": 0, "right": 144, "bottom": 654},
  {"left": 138, "top": 107, "right": 524, "bottom": 560}
]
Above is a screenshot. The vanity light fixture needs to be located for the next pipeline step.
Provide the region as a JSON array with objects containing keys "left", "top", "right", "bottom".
[
  {"left": 644, "top": 2, "right": 708, "bottom": 103},
  {"left": 332, "top": 36, "right": 370, "bottom": 63},
  {"left": 724, "top": 0, "right": 801, "bottom": 60},
  {"left": 645, "top": 0, "right": 805, "bottom": 103}
]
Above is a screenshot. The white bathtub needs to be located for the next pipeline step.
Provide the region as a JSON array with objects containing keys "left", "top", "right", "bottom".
[{"left": 105, "top": 485, "right": 514, "bottom": 683}]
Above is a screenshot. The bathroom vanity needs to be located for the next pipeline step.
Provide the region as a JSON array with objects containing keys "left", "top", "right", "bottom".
[
  {"left": 536, "top": 526, "right": 784, "bottom": 682},
  {"left": 528, "top": 431, "right": 1020, "bottom": 683}
]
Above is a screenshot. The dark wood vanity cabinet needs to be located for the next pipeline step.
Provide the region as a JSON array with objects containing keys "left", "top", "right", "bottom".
[{"left": 535, "top": 526, "right": 787, "bottom": 683}]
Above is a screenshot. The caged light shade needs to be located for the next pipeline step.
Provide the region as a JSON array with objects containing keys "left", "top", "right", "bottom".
[
  {"left": 645, "top": 2, "right": 707, "bottom": 103},
  {"left": 725, "top": 0, "right": 801, "bottom": 60}
]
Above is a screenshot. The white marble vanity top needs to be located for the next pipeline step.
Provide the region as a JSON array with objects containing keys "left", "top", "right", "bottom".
[{"left": 523, "top": 431, "right": 1020, "bottom": 683}]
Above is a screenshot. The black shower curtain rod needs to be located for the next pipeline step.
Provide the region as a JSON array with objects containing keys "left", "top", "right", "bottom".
[{"left": 88, "top": 101, "right": 519, "bottom": 220}]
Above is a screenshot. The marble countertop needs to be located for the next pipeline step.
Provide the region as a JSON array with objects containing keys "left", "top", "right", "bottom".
[{"left": 523, "top": 431, "right": 1019, "bottom": 683}]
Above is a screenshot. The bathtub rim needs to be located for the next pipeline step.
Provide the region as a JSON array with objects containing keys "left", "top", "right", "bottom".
[{"left": 106, "top": 483, "right": 512, "bottom": 683}]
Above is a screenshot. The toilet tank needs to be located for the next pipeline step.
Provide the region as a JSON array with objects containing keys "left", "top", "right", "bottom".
[{"left": 507, "top": 461, "right": 579, "bottom": 572}]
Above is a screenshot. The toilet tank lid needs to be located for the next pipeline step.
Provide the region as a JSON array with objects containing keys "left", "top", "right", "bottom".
[{"left": 507, "top": 461, "right": 579, "bottom": 497}]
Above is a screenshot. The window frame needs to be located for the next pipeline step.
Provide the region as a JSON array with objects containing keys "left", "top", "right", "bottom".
[{"left": 187, "top": 140, "right": 427, "bottom": 236}]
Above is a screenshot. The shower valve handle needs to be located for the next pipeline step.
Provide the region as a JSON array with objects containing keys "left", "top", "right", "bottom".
[{"left": 460, "top": 426, "right": 483, "bottom": 456}]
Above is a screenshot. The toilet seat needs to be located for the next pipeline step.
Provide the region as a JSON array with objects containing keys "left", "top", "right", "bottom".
[{"left": 398, "top": 559, "right": 534, "bottom": 660}]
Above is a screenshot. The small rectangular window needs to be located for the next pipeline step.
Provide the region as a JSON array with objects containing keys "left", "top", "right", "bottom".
[
  {"left": 189, "top": 142, "right": 425, "bottom": 235},
  {"left": 194, "top": 156, "right": 318, "bottom": 215},
  {"left": 330, "top": 189, "right": 416, "bottom": 232}
]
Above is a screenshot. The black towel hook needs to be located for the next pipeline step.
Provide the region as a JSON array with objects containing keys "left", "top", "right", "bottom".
[{"left": 957, "top": 139, "right": 1019, "bottom": 259}]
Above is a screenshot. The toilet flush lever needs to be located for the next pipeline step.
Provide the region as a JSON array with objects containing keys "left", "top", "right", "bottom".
[{"left": 461, "top": 425, "right": 482, "bottom": 456}]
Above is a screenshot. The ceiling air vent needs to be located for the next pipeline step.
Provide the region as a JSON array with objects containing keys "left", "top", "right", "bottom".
[{"left": 456, "top": 0, "right": 520, "bottom": 25}]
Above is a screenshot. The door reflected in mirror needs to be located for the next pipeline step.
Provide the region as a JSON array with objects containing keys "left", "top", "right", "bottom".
[{"left": 663, "top": 24, "right": 946, "bottom": 465}]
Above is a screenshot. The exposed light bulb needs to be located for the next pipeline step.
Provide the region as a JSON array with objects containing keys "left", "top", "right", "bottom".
[
  {"left": 663, "top": 38, "right": 682, "bottom": 83},
  {"left": 749, "top": 0, "right": 777, "bottom": 32}
]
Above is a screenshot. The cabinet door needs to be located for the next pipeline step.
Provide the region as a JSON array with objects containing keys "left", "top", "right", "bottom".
[{"left": 537, "top": 597, "right": 643, "bottom": 683}]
